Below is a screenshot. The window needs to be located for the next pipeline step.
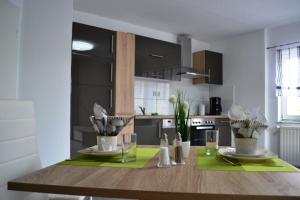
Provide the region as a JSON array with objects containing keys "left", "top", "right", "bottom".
[
  {"left": 279, "top": 96, "right": 300, "bottom": 121},
  {"left": 276, "top": 46, "right": 300, "bottom": 121}
]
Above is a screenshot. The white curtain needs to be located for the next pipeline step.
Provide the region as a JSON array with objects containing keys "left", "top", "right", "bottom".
[{"left": 275, "top": 46, "right": 300, "bottom": 96}]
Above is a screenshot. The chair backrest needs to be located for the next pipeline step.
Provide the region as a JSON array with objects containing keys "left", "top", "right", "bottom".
[{"left": 0, "top": 100, "right": 46, "bottom": 200}]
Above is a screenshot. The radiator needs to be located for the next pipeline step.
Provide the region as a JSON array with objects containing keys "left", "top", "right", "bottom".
[{"left": 280, "top": 125, "right": 300, "bottom": 166}]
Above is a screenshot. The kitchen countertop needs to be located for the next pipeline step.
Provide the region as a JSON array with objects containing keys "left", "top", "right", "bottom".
[{"left": 135, "top": 115, "right": 228, "bottom": 119}]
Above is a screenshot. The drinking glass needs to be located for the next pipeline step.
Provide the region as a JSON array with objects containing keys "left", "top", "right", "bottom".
[
  {"left": 205, "top": 130, "right": 219, "bottom": 156},
  {"left": 122, "top": 133, "right": 137, "bottom": 163}
]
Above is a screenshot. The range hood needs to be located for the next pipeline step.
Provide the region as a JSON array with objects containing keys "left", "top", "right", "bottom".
[{"left": 176, "top": 35, "right": 210, "bottom": 79}]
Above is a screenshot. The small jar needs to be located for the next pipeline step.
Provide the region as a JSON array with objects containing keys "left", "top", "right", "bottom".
[{"left": 173, "top": 133, "right": 185, "bottom": 165}]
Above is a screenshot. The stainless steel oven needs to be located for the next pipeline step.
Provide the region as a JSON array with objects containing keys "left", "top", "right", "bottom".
[{"left": 190, "top": 118, "right": 215, "bottom": 146}]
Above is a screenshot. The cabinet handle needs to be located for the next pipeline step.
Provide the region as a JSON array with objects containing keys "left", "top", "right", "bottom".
[
  {"left": 157, "top": 120, "right": 162, "bottom": 138},
  {"left": 150, "top": 54, "right": 164, "bottom": 58},
  {"left": 110, "top": 63, "right": 113, "bottom": 82},
  {"left": 208, "top": 68, "right": 211, "bottom": 83},
  {"left": 111, "top": 35, "right": 114, "bottom": 54},
  {"left": 109, "top": 89, "right": 113, "bottom": 108},
  {"left": 218, "top": 120, "right": 229, "bottom": 123},
  {"left": 150, "top": 74, "right": 164, "bottom": 78}
]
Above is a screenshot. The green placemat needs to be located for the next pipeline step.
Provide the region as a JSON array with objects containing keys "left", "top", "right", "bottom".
[
  {"left": 197, "top": 148, "right": 299, "bottom": 172},
  {"left": 60, "top": 147, "right": 159, "bottom": 169}
]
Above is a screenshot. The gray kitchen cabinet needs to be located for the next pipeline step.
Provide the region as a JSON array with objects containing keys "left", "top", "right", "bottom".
[
  {"left": 71, "top": 22, "right": 116, "bottom": 126},
  {"left": 135, "top": 35, "right": 181, "bottom": 81},
  {"left": 216, "top": 118, "right": 232, "bottom": 146},
  {"left": 71, "top": 23, "right": 116, "bottom": 157},
  {"left": 134, "top": 119, "right": 161, "bottom": 145}
]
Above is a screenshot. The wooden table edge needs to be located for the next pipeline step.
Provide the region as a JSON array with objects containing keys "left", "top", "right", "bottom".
[{"left": 7, "top": 181, "right": 300, "bottom": 200}]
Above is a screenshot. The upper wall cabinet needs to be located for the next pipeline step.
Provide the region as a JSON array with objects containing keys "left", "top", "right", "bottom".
[
  {"left": 193, "top": 50, "right": 223, "bottom": 85},
  {"left": 71, "top": 23, "right": 117, "bottom": 128},
  {"left": 72, "top": 22, "right": 116, "bottom": 59},
  {"left": 135, "top": 35, "right": 181, "bottom": 81}
]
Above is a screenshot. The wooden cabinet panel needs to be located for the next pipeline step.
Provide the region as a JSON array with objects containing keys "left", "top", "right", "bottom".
[
  {"left": 115, "top": 32, "right": 135, "bottom": 116},
  {"left": 192, "top": 51, "right": 206, "bottom": 84},
  {"left": 115, "top": 32, "right": 135, "bottom": 141},
  {"left": 193, "top": 50, "right": 223, "bottom": 85}
]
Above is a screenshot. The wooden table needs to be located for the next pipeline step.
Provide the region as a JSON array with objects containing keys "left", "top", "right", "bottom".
[{"left": 8, "top": 147, "right": 300, "bottom": 200}]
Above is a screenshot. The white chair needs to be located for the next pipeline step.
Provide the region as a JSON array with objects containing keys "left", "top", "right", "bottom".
[{"left": 0, "top": 100, "right": 85, "bottom": 200}]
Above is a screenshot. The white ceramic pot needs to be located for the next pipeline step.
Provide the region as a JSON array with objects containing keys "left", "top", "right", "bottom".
[
  {"left": 234, "top": 138, "right": 257, "bottom": 155},
  {"left": 181, "top": 141, "right": 191, "bottom": 158},
  {"left": 97, "top": 136, "right": 118, "bottom": 151}
]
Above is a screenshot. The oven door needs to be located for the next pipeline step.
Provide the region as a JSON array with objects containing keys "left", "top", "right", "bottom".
[{"left": 191, "top": 125, "right": 215, "bottom": 146}]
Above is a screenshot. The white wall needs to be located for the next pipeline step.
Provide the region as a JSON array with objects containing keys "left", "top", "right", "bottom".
[
  {"left": 210, "top": 30, "right": 265, "bottom": 110},
  {"left": 19, "top": 0, "right": 73, "bottom": 167},
  {"left": 265, "top": 21, "right": 300, "bottom": 154},
  {"left": 210, "top": 30, "right": 265, "bottom": 147},
  {"left": 0, "top": 0, "right": 21, "bottom": 99}
]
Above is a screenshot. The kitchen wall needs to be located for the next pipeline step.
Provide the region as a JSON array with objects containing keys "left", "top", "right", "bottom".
[
  {"left": 75, "top": 10, "right": 212, "bottom": 116},
  {"left": 210, "top": 30, "right": 265, "bottom": 112},
  {"left": 265, "top": 21, "right": 300, "bottom": 154},
  {"left": 18, "top": 0, "right": 73, "bottom": 167},
  {"left": 135, "top": 77, "right": 209, "bottom": 115},
  {"left": 0, "top": 0, "right": 22, "bottom": 99},
  {"left": 210, "top": 30, "right": 265, "bottom": 147}
]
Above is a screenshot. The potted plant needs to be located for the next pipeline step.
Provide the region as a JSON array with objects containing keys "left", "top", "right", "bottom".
[
  {"left": 169, "top": 91, "right": 191, "bottom": 158},
  {"left": 228, "top": 105, "right": 268, "bottom": 154}
]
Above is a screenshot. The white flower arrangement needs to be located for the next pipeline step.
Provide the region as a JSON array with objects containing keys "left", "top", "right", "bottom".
[
  {"left": 169, "top": 91, "right": 191, "bottom": 141},
  {"left": 228, "top": 105, "right": 268, "bottom": 138}
]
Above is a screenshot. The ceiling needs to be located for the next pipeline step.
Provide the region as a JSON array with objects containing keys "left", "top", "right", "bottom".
[{"left": 74, "top": 0, "right": 300, "bottom": 42}]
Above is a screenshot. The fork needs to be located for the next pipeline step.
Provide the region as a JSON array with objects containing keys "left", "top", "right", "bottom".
[
  {"left": 222, "top": 157, "right": 283, "bottom": 167},
  {"left": 222, "top": 157, "right": 241, "bottom": 166}
]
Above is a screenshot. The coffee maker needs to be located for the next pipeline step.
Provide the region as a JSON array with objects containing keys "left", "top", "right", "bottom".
[{"left": 210, "top": 97, "right": 222, "bottom": 115}]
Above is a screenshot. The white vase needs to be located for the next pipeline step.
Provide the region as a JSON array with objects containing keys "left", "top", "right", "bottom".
[
  {"left": 97, "top": 136, "right": 118, "bottom": 151},
  {"left": 181, "top": 141, "right": 191, "bottom": 158},
  {"left": 234, "top": 138, "right": 257, "bottom": 154}
]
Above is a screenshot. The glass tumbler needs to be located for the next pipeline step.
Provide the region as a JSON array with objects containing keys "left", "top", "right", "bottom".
[
  {"left": 122, "top": 133, "right": 137, "bottom": 163},
  {"left": 205, "top": 129, "right": 219, "bottom": 156}
]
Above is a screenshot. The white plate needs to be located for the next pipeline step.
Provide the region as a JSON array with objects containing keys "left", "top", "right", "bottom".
[
  {"left": 78, "top": 145, "right": 125, "bottom": 156},
  {"left": 218, "top": 147, "right": 276, "bottom": 161},
  {"left": 228, "top": 149, "right": 265, "bottom": 157}
]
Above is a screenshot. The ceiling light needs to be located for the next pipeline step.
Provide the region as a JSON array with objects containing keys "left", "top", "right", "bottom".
[{"left": 72, "top": 40, "right": 94, "bottom": 51}]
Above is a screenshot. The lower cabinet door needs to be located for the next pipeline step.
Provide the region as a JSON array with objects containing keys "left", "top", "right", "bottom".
[{"left": 134, "top": 120, "right": 160, "bottom": 145}]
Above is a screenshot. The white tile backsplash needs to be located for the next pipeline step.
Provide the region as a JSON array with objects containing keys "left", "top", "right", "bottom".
[
  {"left": 156, "top": 99, "right": 170, "bottom": 115},
  {"left": 134, "top": 98, "right": 157, "bottom": 115},
  {"left": 135, "top": 77, "right": 210, "bottom": 115},
  {"left": 170, "top": 78, "right": 210, "bottom": 115},
  {"left": 156, "top": 82, "right": 170, "bottom": 100}
]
